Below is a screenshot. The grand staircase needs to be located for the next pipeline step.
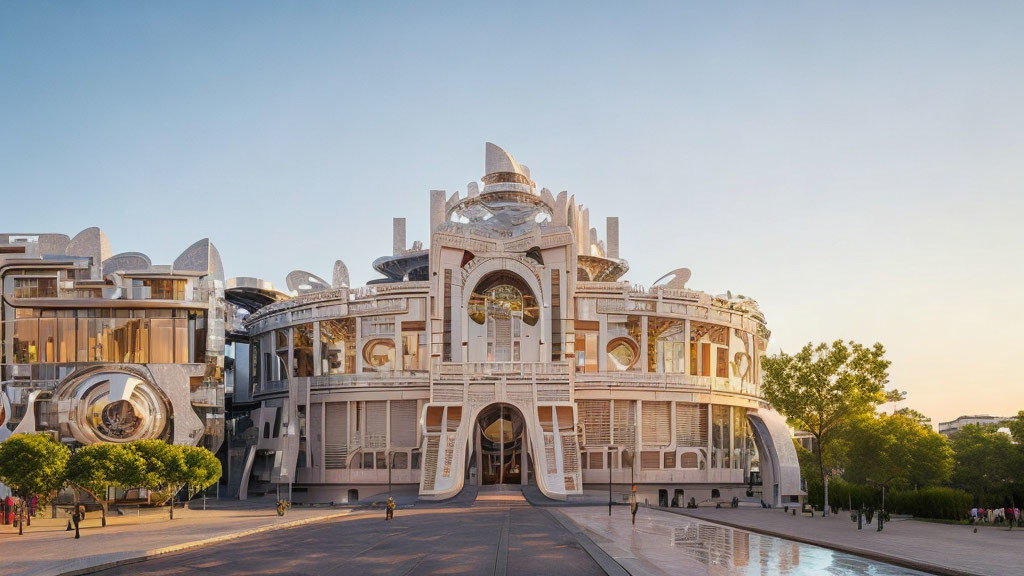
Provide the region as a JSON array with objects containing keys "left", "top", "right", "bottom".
[{"left": 473, "top": 485, "right": 530, "bottom": 508}]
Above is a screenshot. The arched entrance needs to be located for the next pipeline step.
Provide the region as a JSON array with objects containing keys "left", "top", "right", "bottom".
[{"left": 474, "top": 403, "right": 527, "bottom": 486}]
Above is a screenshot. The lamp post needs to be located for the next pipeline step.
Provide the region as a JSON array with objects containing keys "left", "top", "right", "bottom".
[{"left": 608, "top": 446, "right": 613, "bottom": 516}]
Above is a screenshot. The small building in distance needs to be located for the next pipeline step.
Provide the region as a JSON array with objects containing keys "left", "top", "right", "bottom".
[{"left": 938, "top": 415, "right": 1013, "bottom": 438}]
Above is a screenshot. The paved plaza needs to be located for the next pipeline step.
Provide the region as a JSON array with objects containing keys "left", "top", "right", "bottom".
[
  {"left": 0, "top": 498, "right": 353, "bottom": 576},
  {"left": 8, "top": 492, "right": 1024, "bottom": 576},
  {"left": 87, "top": 500, "right": 605, "bottom": 576}
]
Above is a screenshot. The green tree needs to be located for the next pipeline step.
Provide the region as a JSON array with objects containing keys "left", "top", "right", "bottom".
[
  {"left": 1006, "top": 411, "right": 1024, "bottom": 445},
  {"left": 0, "top": 434, "right": 70, "bottom": 535},
  {"left": 131, "top": 440, "right": 187, "bottom": 518},
  {"left": 180, "top": 445, "right": 222, "bottom": 507},
  {"left": 66, "top": 443, "right": 117, "bottom": 527},
  {"left": 128, "top": 440, "right": 220, "bottom": 518},
  {"left": 841, "top": 413, "right": 952, "bottom": 490},
  {"left": 66, "top": 443, "right": 148, "bottom": 527},
  {"left": 109, "top": 442, "right": 148, "bottom": 501},
  {"left": 761, "top": 340, "right": 890, "bottom": 507},
  {"left": 950, "top": 424, "right": 1017, "bottom": 506}
]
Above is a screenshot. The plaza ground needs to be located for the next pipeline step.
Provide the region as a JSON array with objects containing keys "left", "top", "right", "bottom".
[{"left": 4, "top": 489, "right": 1023, "bottom": 576}]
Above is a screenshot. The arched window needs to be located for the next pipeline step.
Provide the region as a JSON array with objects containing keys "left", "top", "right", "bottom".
[
  {"left": 606, "top": 337, "right": 639, "bottom": 371},
  {"left": 467, "top": 271, "right": 540, "bottom": 363}
]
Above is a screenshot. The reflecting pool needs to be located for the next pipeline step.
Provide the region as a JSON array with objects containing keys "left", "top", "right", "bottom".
[{"left": 566, "top": 507, "right": 933, "bottom": 575}]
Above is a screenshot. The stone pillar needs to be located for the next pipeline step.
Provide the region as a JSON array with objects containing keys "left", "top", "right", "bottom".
[
  {"left": 393, "top": 218, "right": 406, "bottom": 255},
  {"left": 430, "top": 190, "right": 446, "bottom": 232},
  {"left": 607, "top": 217, "right": 619, "bottom": 260}
]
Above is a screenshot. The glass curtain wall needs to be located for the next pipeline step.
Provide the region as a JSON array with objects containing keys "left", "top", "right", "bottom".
[
  {"left": 6, "top": 309, "right": 201, "bottom": 365},
  {"left": 711, "top": 405, "right": 732, "bottom": 468}
]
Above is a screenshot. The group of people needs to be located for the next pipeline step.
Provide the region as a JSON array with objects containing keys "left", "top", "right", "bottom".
[
  {"left": 969, "top": 507, "right": 1022, "bottom": 526},
  {"left": 1, "top": 495, "right": 37, "bottom": 526}
]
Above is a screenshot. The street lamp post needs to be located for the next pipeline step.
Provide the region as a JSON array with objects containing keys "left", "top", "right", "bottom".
[{"left": 608, "top": 447, "right": 613, "bottom": 517}]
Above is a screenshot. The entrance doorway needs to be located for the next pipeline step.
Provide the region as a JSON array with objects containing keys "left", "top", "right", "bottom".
[{"left": 475, "top": 403, "right": 525, "bottom": 485}]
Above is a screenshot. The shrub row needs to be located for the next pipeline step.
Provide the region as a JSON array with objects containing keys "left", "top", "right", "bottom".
[{"left": 805, "top": 479, "right": 974, "bottom": 521}]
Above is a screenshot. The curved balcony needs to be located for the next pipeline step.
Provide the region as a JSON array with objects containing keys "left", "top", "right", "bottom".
[
  {"left": 252, "top": 372, "right": 430, "bottom": 396},
  {"left": 573, "top": 372, "right": 758, "bottom": 397}
]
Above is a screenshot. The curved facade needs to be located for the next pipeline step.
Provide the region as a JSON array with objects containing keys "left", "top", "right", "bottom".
[
  {"left": 239, "top": 143, "right": 801, "bottom": 506},
  {"left": 0, "top": 231, "right": 226, "bottom": 451}
]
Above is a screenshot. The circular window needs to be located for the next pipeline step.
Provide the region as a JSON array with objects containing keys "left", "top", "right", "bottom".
[
  {"left": 99, "top": 400, "right": 142, "bottom": 439},
  {"left": 362, "top": 339, "right": 396, "bottom": 370},
  {"left": 79, "top": 378, "right": 168, "bottom": 443},
  {"left": 606, "top": 338, "right": 639, "bottom": 371}
]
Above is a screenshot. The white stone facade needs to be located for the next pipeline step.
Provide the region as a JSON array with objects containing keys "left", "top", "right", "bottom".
[{"left": 238, "top": 143, "right": 802, "bottom": 506}]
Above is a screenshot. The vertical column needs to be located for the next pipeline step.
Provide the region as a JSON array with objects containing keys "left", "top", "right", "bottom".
[
  {"left": 393, "top": 218, "right": 406, "bottom": 255},
  {"left": 551, "top": 269, "right": 562, "bottom": 361},
  {"left": 640, "top": 316, "right": 649, "bottom": 372},
  {"left": 683, "top": 319, "right": 691, "bottom": 376},
  {"left": 443, "top": 269, "right": 453, "bottom": 362},
  {"left": 606, "top": 217, "right": 619, "bottom": 260},
  {"left": 430, "top": 190, "right": 446, "bottom": 232},
  {"left": 706, "top": 404, "right": 713, "bottom": 480},
  {"left": 354, "top": 319, "right": 363, "bottom": 373}
]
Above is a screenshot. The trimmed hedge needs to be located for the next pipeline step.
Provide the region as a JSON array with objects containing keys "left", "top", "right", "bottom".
[{"left": 805, "top": 479, "right": 973, "bottom": 521}]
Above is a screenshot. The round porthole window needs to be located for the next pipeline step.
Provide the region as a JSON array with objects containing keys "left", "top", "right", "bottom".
[
  {"left": 362, "top": 339, "right": 396, "bottom": 370},
  {"left": 606, "top": 337, "right": 639, "bottom": 371}
]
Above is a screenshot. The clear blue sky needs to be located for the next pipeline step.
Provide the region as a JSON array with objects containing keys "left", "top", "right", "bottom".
[{"left": 2, "top": 1, "right": 1022, "bottom": 424}]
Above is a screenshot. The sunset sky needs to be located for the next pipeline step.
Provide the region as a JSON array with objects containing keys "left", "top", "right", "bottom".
[{"left": 3, "top": 2, "right": 1021, "bottom": 425}]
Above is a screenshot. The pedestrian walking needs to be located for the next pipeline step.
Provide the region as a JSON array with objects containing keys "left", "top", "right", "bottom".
[{"left": 385, "top": 496, "right": 395, "bottom": 520}]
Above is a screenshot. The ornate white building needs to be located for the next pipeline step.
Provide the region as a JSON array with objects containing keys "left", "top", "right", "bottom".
[
  {"left": 236, "top": 143, "right": 802, "bottom": 506},
  {"left": 0, "top": 230, "right": 226, "bottom": 451}
]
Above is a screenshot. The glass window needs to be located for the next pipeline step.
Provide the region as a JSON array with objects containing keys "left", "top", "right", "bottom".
[
  {"left": 319, "top": 318, "right": 355, "bottom": 375},
  {"left": 606, "top": 338, "right": 638, "bottom": 371},
  {"left": 38, "top": 318, "right": 56, "bottom": 363},
  {"left": 362, "top": 339, "right": 395, "bottom": 371},
  {"left": 12, "top": 319, "right": 38, "bottom": 363},
  {"left": 13, "top": 277, "right": 57, "bottom": 298},
  {"left": 733, "top": 408, "right": 749, "bottom": 471},
  {"left": 150, "top": 319, "right": 175, "bottom": 363},
  {"left": 292, "top": 323, "right": 314, "bottom": 377},
  {"left": 132, "top": 278, "right": 186, "bottom": 300},
  {"left": 401, "top": 322, "right": 427, "bottom": 371},
  {"left": 576, "top": 327, "right": 598, "bottom": 373},
  {"left": 711, "top": 405, "right": 731, "bottom": 468},
  {"left": 58, "top": 318, "right": 76, "bottom": 362},
  {"left": 251, "top": 339, "right": 261, "bottom": 389},
  {"left": 716, "top": 347, "right": 729, "bottom": 378},
  {"left": 392, "top": 452, "right": 408, "bottom": 470},
  {"left": 174, "top": 318, "right": 188, "bottom": 363},
  {"left": 275, "top": 328, "right": 289, "bottom": 379}
]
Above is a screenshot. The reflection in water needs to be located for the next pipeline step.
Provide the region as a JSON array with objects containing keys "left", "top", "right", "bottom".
[{"left": 669, "top": 518, "right": 928, "bottom": 575}]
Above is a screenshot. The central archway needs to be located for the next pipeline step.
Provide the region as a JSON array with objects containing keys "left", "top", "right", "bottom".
[
  {"left": 465, "top": 270, "right": 542, "bottom": 363},
  {"left": 474, "top": 403, "right": 527, "bottom": 486}
]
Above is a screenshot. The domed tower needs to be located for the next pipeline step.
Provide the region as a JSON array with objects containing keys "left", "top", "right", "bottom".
[{"left": 418, "top": 143, "right": 587, "bottom": 500}]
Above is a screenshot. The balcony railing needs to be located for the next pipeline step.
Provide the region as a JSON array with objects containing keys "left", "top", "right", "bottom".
[
  {"left": 573, "top": 372, "right": 760, "bottom": 396},
  {"left": 307, "top": 371, "right": 429, "bottom": 389},
  {"left": 438, "top": 361, "right": 570, "bottom": 379}
]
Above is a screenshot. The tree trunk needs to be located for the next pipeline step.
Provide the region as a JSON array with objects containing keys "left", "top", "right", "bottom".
[{"left": 816, "top": 436, "right": 827, "bottom": 514}]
